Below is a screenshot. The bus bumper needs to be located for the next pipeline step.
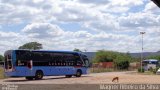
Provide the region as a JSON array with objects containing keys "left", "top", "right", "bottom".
[
  {"left": 5, "top": 70, "right": 35, "bottom": 77},
  {"left": 5, "top": 71, "right": 17, "bottom": 77}
]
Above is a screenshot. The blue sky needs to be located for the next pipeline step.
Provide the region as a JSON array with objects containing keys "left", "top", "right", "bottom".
[{"left": 0, "top": 0, "right": 160, "bottom": 55}]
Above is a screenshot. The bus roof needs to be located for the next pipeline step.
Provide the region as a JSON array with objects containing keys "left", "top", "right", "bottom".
[
  {"left": 143, "top": 59, "right": 158, "bottom": 62},
  {"left": 12, "top": 49, "right": 81, "bottom": 54}
]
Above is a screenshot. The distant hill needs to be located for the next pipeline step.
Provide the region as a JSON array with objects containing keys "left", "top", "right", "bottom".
[
  {"left": 83, "top": 51, "right": 160, "bottom": 61},
  {"left": 130, "top": 51, "right": 160, "bottom": 58},
  {"left": 83, "top": 52, "right": 96, "bottom": 61}
]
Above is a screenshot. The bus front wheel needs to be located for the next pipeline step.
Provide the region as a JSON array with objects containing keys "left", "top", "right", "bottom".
[
  {"left": 35, "top": 70, "right": 43, "bottom": 80},
  {"left": 75, "top": 70, "right": 82, "bottom": 77},
  {"left": 25, "top": 76, "right": 34, "bottom": 80}
]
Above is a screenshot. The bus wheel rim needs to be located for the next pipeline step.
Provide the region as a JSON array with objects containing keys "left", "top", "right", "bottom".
[
  {"left": 77, "top": 72, "right": 80, "bottom": 76},
  {"left": 37, "top": 73, "right": 42, "bottom": 78}
]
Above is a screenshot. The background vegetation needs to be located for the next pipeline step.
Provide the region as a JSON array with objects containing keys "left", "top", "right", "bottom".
[
  {"left": 18, "top": 42, "right": 43, "bottom": 50},
  {"left": 0, "top": 67, "right": 4, "bottom": 79},
  {"left": 93, "top": 50, "right": 132, "bottom": 70},
  {"left": 73, "top": 48, "right": 82, "bottom": 52},
  {"left": 147, "top": 55, "right": 160, "bottom": 60},
  {"left": 0, "top": 55, "right": 4, "bottom": 61}
]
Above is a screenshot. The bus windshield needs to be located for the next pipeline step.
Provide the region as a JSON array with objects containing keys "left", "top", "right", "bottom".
[{"left": 81, "top": 54, "right": 90, "bottom": 67}]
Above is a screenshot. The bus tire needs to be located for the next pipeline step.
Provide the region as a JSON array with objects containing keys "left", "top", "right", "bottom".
[
  {"left": 75, "top": 70, "right": 82, "bottom": 77},
  {"left": 25, "top": 76, "right": 34, "bottom": 80},
  {"left": 35, "top": 70, "right": 43, "bottom": 80},
  {"left": 65, "top": 75, "right": 72, "bottom": 78}
]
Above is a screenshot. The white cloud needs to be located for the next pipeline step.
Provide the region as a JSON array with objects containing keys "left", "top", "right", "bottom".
[
  {"left": 145, "top": 2, "right": 156, "bottom": 11},
  {"left": 0, "top": 31, "right": 19, "bottom": 39},
  {"left": 0, "top": 0, "right": 160, "bottom": 55},
  {"left": 77, "top": 0, "right": 109, "bottom": 5},
  {"left": 144, "top": 1, "right": 160, "bottom": 14},
  {"left": 107, "top": 6, "right": 129, "bottom": 13},
  {"left": 22, "top": 23, "right": 64, "bottom": 38},
  {"left": 110, "top": 0, "right": 143, "bottom": 7},
  {"left": 71, "top": 31, "right": 92, "bottom": 38},
  {"left": 0, "top": 31, "right": 25, "bottom": 54},
  {"left": 118, "top": 12, "right": 160, "bottom": 28},
  {"left": 0, "top": 0, "right": 52, "bottom": 24}
]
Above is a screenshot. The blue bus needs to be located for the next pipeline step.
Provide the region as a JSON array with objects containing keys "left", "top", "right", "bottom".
[{"left": 4, "top": 50, "right": 90, "bottom": 80}]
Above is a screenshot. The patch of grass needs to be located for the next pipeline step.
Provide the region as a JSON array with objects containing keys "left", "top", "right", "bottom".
[
  {"left": 136, "top": 67, "right": 159, "bottom": 75},
  {"left": 138, "top": 68, "right": 144, "bottom": 73},
  {"left": 90, "top": 68, "right": 114, "bottom": 73},
  {"left": 90, "top": 67, "right": 132, "bottom": 73},
  {"left": 136, "top": 71, "right": 156, "bottom": 75},
  {"left": 144, "top": 71, "right": 155, "bottom": 75},
  {"left": 0, "top": 67, "right": 5, "bottom": 79}
]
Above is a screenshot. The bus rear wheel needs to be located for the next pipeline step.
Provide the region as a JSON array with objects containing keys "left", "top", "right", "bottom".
[
  {"left": 25, "top": 76, "right": 34, "bottom": 80},
  {"left": 35, "top": 70, "right": 43, "bottom": 80},
  {"left": 75, "top": 70, "right": 82, "bottom": 77},
  {"left": 65, "top": 75, "right": 72, "bottom": 78}
]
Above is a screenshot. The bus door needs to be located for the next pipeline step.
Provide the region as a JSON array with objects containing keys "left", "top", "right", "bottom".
[{"left": 4, "top": 52, "right": 13, "bottom": 72}]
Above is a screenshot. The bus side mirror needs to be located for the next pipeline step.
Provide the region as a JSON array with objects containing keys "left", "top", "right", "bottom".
[{"left": 84, "top": 60, "right": 90, "bottom": 67}]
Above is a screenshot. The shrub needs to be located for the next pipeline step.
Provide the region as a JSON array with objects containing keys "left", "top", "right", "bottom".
[
  {"left": 115, "top": 61, "right": 129, "bottom": 70},
  {"left": 0, "top": 67, "right": 5, "bottom": 79},
  {"left": 149, "top": 67, "right": 153, "bottom": 72},
  {"left": 152, "top": 67, "right": 159, "bottom": 74},
  {"left": 138, "top": 68, "right": 144, "bottom": 73}
]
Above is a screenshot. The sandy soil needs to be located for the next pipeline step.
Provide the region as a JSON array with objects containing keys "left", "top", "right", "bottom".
[{"left": 0, "top": 71, "right": 160, "bottom": 84}]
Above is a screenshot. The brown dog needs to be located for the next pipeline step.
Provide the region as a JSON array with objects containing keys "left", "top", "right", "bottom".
[{"left": 112, "top": 77, "right": 119, "bottom": 83}]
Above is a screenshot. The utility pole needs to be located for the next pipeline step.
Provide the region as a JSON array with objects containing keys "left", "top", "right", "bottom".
[{"left": 140, "top": 32, "right": 145, "bottom": 72}]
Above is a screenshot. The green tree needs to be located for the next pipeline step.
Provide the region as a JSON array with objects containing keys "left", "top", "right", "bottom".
[
  {"left": 93, "top": 50, "right": 131, "bottom": 70},
  {"left": 93, "top": 50, "right": 114, "bottom": 63},
  {"left": 0, "top": 55, "right": 4, "bottom": 61},
  {"left": 18, "top": 42, "right": 43, "bottom": 50},
  {"left": 147, "top": 55, "right": 160, "bottom": 60},
  {"left": 73, "top": 48, "right": 82, "bottom": 52}
]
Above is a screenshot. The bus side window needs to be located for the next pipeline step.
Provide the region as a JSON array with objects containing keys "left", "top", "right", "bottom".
[
  {"left": 16, "top": 60, "right": 26, "bottom": 66},
  {"left": 18, "top": 60, "right": 21, "bottom": 66}
]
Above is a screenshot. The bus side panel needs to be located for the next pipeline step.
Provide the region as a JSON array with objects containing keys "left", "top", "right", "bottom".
[
  {"left": 81, "top": 67, "right": 89, "bottom": 74},
  {"left": 74, "top": 67, "right": 89, "bottom": 74},
  {"left": 41, "top": 66, "right": 77, "bottom": 76},
  {"left": 5, "top": 66, "right": 89, "bottom": 77},
  {"left": 33, "top": 66, "right": 88, "bottom": 76},
  {"left": 6, "top": 66, "right": 77, "bottom": 77},
  {"left": 5, "top": 67, "right": 35, "bottom": 77}
]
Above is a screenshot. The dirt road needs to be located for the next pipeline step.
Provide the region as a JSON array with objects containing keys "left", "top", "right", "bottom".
[{"left": 1, "top": 71, "right": 160, "bottom": 84}]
